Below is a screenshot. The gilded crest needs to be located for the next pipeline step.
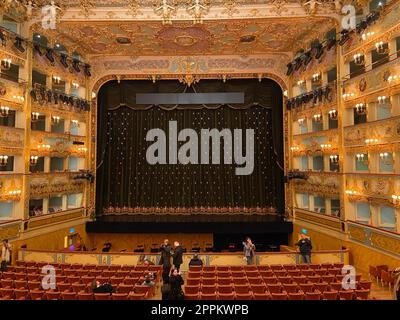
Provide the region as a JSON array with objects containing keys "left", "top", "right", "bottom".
[
  {"left": 359, "top": 77, "right": 367, "bottom": 92},
  {"left": 0, "top": 82, "right": 6, "bottom": 96}
]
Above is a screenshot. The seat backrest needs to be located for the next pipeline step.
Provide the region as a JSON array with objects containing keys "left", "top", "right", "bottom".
[{"left": 94, "top": 293, "right": 111, "bottom": 300}]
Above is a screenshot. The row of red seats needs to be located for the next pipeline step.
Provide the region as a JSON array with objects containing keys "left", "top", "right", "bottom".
[
  {"left": 188, "top": 263, "right": 345, "bottom": 272},
  {"left": 0, "top": 289, "right": 147, "bottom": 300},
  {"left": 0, "top": 279, "right": 152, "bottom": 292},
  {"left": 184, "top": 290, "right": 370, "bottom": 300},
  {"left": 187, "top": 275, "right": 363, "bottom": 285},
  {"left": 187, "top": 270, "right": 348, "bottom": 279},
  {"left": 14, "top": 261, "right": 160, "bottom": 272},
  {"left": 185, "top": 282, "right": 370, "bottom": 295},
  {"left": 1, "top": 270, "right": 156, "bottom": 280},
  {"left": 186, "top": 275, "right": 358, "bottom": 285}
]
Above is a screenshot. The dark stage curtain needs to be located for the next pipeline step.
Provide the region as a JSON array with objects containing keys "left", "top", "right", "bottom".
[{"left": 96, "top": 79, "right": 284, "bottom": 216}]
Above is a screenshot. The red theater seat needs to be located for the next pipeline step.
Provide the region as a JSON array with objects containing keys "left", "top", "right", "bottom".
[
  {"left": 305, "top": 292, "right": 321, "bottom": 300},
  {"left": 253, "top": 293, "right": 271, "bottom": 300},
  {"left": 271, "top": 293, "right": 287, "bottom": 300},
  {"left": 61, "top": 292, "right": 76, "bottom": 300},
  {"left": 78, "top": 293, "right": 94, "bottom": 300},
  {"left": 235, "top": 293, "right": 253, "bottom": 300},
  {"left": 201, "top": 285, "right": 217, "bottom": 294},
  {"left": 184, "top": 285, "right": 199, "bottom": 295},
  {"left": 218, "top": 292, "right": 235, "bottom": 300},
  {"left": 128, "top": 292, "right": 145, "bottom": 300},
  {"left": 200, "top": 293, "right": 217, "bottom": 300},
  {"left": 94, "top": 293, "right": 111, "bottom": 300},
  {"left": 323, "top": 290, "right": 338, "bottom": 300},
  {"left": 288, "top": 292, "right": 304, "bottom": 300},
  {"left": 112, "top": 293, "right": 128, "bottom": 300},
  {"left": 217, "top": 285, "right": 234, "bottom": 294}
]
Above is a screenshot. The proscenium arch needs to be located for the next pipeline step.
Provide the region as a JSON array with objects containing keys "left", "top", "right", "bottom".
[{"left": 87, "top": 74, "right": 288, "bottom": 217}]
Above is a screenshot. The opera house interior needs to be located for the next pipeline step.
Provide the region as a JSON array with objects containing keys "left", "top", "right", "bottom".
[{"left": 0, "top": 0, "right": 399, "bottom": 303}]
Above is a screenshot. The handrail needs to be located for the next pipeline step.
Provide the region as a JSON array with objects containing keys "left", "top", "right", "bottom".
[
  {"left": 19, "top": 248, "right": 349, "bottom": 256},
  {"left": 342, "top": 49, "right": 400, "bottom": 82},
  {"left": 348, "top": 220, "right": 400, "bottom": 237}
]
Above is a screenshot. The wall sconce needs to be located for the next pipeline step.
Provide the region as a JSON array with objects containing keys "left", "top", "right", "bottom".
[
  {"left": 30, "top": 156, "right": 39, "bottom": 166},
  {"left": 72, "top": 82, "right": 79, "bottom": 89},
  {"left": 356, "top": 153, "right": 368, "bottom": 164},
  {"left": 53, "top": 76, "right": 61, "bottom": 84},
  {"left": 221, "top": 74, "right": 228, "bottom": 83},
  {"left": 78, "top": 147, "right": 87, "bottom": 153},
  {"left": 0, "top": 106, "right": 9, "bottom": 117},
  {"left": 51, "top": 115, "right": 60, "bottom": 124},
  {"left": 328, "top": 109, "right": 337, "bottom": 120},
  {"left": 297, "top": 118, "right": 305, "bottom": 126},
  {"left": 257, "top": 73, "right": 263, "bottom": 82},
  {"left": 283, "top": 90, "right": 288, "bottom": 97},
  {"left": 353, "top": 53, "right": 364, "bottom": 65},
  {"left": 297, "top": 80, "right": 304, "bottom": 86},
  {"left": 342, "top": 92, "right": 355, "bottom": 100},
  {"left": 387, "top": 75, "right": 399, "bottom": 83},
  {"left": 355, "top": 103, "right": 366, "bottom": 114},
  {"left": 345, "top": 190, "right": 357, "bottom": 195},
  {"left": 13, "top": 95, "right": 24, "bottom": 103},
  {"left": 37, "top": 144, "right": 50, "bottom": 151},
  {"left": 365, "top": 138, "right": 378, "bottom": 144},
  {"left": 377, "top": 96, "right": 388, "bottom": 104},
  {"left": 392, "top": 195, "right": 400, "bottom": 204},
  {"left": 320, "top": 144, "right": 332, "bottom": 149},
  {"left": 31, "top": 112, "right": 40, "bottom": 122},
  {"left": 375, "top": 41, "right": 387, "bottom": 54},
  {"left": 0, "top": 155, "right": 8, "bottom": 166},
  {"left": 313, "top": 114, "right": 322, "bottom": 122},
  {"left": 290, "top": 146, "right": 300, "bottom": 151},
  {"left": 379, "top": 152, "right": 393, "bottom": 165},
  {"left": 8, "top": 190, "right": 21, "bottom": 196},
  {"left": 330, "top": 155, "right": 339, "bottom": 163},
  {"left": 1, "top": 58, "right": 11, "bottom": 70},
  {"left": 312, "top": 73, "right": 320, "bottom": 82},
  {"left": 71, "top": 119, "right": 79, "bottom": 127},
  {"left": 361, "top": 31, "right": 375, "bottom": 41}
]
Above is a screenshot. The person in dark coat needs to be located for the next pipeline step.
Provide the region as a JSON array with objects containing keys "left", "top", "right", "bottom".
[
  {"left": 188, "top": 253, "right": 203, "bottom": 267},
  {"left": 168, "top": 268, "right": 184, "bottom": 300},
  {"left": 92, "top": 280, "right": 114, "bottom": 294},
  {"left": 296, "top": 233, "right": 312, "bottom": 264},
  {"left": 161, "top": 267, "right": 171, "bottom": 300},
  {"left": 159, "top": 239, "right": 171, "bottom": 267},
  {"left": 172, "top": 241, "right": 183, "bottom": 271}
]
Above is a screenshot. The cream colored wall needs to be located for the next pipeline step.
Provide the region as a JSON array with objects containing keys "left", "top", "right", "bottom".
[{"left": 11, "top": 223, "right": 91, "bottom": 262}]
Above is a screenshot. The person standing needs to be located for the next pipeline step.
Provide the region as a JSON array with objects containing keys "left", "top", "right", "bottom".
[
  {"left": 296, "top": 233, "right": 312, "bottom": 264},
  {"left": 1, "top": 239, "right": 12, "bottom": 272},
  {"left": 171, "top": 241, "right": 183, "bottom": 271},
  {"left": 168, "top": 268, "right": 184, "bottom": 300},
  {"left": 160, "top": 239, "right": 171, "bottom": 267},
  {"left": 393, "top": 267, "right": 400, "bottom": 300},
  {"left": 242, "top": 237, "right": 256, "bottom": 265}
]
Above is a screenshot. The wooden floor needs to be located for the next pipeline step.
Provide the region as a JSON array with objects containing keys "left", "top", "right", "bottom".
[{"left": 370, "top": 281, "right": 395, "bottom": 300}]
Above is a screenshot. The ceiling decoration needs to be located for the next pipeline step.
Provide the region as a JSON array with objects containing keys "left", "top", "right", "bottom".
[
  {"left": 1, "top": 0, "right": 343, "bottom": 22},
  {"left": 34, "top": 17, "right": 335, "bottom": 57}
]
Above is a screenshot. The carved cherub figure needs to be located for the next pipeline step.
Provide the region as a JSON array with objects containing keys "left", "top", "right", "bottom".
[{"left": 155, "top": 0, "right": 175, "bottom": 25}]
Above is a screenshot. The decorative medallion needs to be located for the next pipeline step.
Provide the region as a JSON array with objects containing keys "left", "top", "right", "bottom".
[
  {"left": 359, "top": 77, "right": 367, "bottom": 92},
  {"left": 0, "top": 82, "right": 6, "bottom": 96},
  {"left": 383, "top": 70, "right": 391, "bottom": 82}
]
